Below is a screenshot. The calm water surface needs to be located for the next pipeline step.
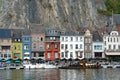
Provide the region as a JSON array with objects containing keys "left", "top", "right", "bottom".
[{"left": 0, "top": 68, "right": 120, "bottom": 80}]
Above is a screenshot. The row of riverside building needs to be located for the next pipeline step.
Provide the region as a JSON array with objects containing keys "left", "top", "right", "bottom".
[
  {"left": 0, "top": 25, "right": 120, "bottom": 61},
  {"left": 0, "top": 14, "right": 120, "bottom": 61}
]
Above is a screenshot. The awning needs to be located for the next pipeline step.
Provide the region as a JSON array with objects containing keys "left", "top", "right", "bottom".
[{"left": 24, "top": 52, "right": 30, "bottom": 54}]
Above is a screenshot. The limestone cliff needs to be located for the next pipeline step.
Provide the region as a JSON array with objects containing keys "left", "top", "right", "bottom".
[{"left": 0, "top": 0, "right": 108, "bottom": 31}]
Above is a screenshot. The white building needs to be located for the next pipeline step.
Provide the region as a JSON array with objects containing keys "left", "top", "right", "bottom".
[
  {"left": 60, "top": 31, "right": 84, "bottom": 59},
  {"left": 103, "top": 29, "right": 120, "bottom": 60}
]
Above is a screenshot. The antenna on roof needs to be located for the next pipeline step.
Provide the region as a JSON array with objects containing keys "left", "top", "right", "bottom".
[{"left": 111, "top": 10, "right": 114, "bottom": 25}]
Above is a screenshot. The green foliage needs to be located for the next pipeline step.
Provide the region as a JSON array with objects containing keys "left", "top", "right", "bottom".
[
  {"left": 105, "top": 0, "right": 120, "bottom": 14},
  {"left": 98, "top": 0, "right": 120, "bottom": 15},
  {"left": 97, "top": 8, "right": 112, "bottom": 16}
]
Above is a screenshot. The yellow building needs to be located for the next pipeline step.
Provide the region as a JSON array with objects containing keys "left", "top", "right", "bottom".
[
  {"left": 11, "top": 29, "right": 23, "bottom": 60},
  {"left": 12, "top": 42, "right": 22, "bottom": 60}
]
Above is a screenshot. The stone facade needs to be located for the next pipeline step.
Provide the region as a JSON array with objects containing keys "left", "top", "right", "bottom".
[
  {"left": 84, "top": 29, "right": 92, "bottom": 59},
  {"left": 31, "top": 33, "right": 45, "bottom": 59}
]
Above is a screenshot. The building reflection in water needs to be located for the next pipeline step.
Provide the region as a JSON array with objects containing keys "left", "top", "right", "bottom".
[
  {"left": 60, "top": 69, "right": 86, "bottom": 80},
  {"left": 1, "top": 69, "right": 120, "bottom": 80},
  {"left": 11, "top": 70, "right": 23, "bottom": 80}
]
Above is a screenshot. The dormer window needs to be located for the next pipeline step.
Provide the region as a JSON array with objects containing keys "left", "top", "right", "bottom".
[
  {"left": 110, "top": 31, "right": 118, "bottom": 36},
  {"left": 18, "top": 39, "right": 20, "bottom": 42},
  {"left": 15, "top": 39, "right": 17, "bottom": 41},
  {"left": 50, "top": 37, "right": 52, "bottom": 40},
  {"left": 53, "top": 37, "right": 55, "bottom": 41}
]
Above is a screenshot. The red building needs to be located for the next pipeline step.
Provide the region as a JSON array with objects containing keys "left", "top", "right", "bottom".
[{"left": 45, "top": 28, "right": 60, "bottom": 60}]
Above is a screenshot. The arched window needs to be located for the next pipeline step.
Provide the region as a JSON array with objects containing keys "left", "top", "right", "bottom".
[
  {"left": 108, "top": 37, "right": 109, "bottom": 42},
  {"left": 114, "top": 38, "right": 116, "bottom": 42},
  {"left": 41, "top": 37, "right": 43, "bottom": 41}
]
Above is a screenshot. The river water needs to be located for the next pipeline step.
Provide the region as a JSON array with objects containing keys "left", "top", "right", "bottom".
[{"left": 0, "top": 68, "right": 120, "bottom": 80}]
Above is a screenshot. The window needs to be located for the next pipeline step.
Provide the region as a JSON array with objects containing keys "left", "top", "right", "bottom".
[
  {"left": 48, "top": 53, "right": 50, "bottom": 58},
  {"left": 65, "top": 44, "right": 68, "bottom": 49},
  {"left": 24, "top": 37, "right": 29, "bottom": 41},
  {"left": 33, "top": 43, "right": 36, "bottom": 48},
  {"left": 37, "top": 37, "right": 39, "bottom": 40},
  {"left": 61, "top": 52, "right": 64, "bottom": 57},
  {"left": 18, "top": 45, "right": 20, "bottom": 50},
  {"left": 53, "top": 37, "right": 56, "bottom": 41},
  {"left": 15, "top": 39, "right": 17, "bottom": 41},
  {"left": 18, "top": 39, "right": 20, "bottom": 42},
  {"left": 62, "top": 37, "right": 64, "bottom": 41},
  {"left": 110, "top": 38, "right": 112, "bottom": 42},
  {"left": 1, "top": 54, "right": 3, "bottom": 57},
  {"left": 85, "top": 38, "right": 87, "bottom": 43},
  {"left": 55, "top": 53, "right": 58, "bottom": 58},
  {"left": 94, "top": 45, "right": 97, "bottom": 50},
  {"left": 55, "top": 44, "right": 58, "bottom": 49},
  {"left": 24, "top": 54, "right": 29, "bottom": 57},
  {"left": 76, "top": 51, "right": 78, "bottom": 57},
  {"left": 8, "top": 54, "right": 11, "bottom": 58},
  {"left": 41, "top": 37, "right": 43, "bottom": 41},
  {"left": 33, "top": 53, "right": 36, "bottom": 57},
  {"left": 114, "top": 38, "right": 116, "bottom": 42},
  {"left": 39, "top": 53, "right": 44, "bottom": 57},
  {"left": 94, "top": 45, "right": 102, "bottom": 50},
  {"left": 65, "top": 37, "right": 68, "bottom": 41},
  {"left": 65, "top": 52, "right": 68, "bottom": 57},
  {"left": 61, "top": 44, "right": 64, "bottom": 49},
  {"left": 24, "top": 44, "right": 30, "bottom": 50},
  {"left": 70, "top": 44, "right": 73, "bottom": 49},
  {"left": 119, "top": 45, "right": 120, "bottom": 49},
  {"left": 85, "top": 38, "right": 90, "bottom": 43},
  {"left": 76, "top": 37, "right": 78, "bottom": 41},
  {"left": 70, "top": 37, "right": 73, "bottom": 41},
  {"left": 50, "top": 37, "right": 52, "bottom": 41},
  {"left": 70, "top": 52, "right": 73, "bottom": 58},
  {"left": 85, "top": 45, "right": 87, "bottom": 50},
  {"left": 40, "top": 44, "right": 43, "bottom": 48},
  {"left": 47, "top": 44, "right": 51, "bottom": 49},
  {"left": 4, "top": 54, "right": 7, "bottom": 58},
  {"left": 88, "top": 38, "right": 91, "bottom": 43},
  {"left": 113, "top": 45, "right": 116, "bottom": 49},
  {"left": 117, "top": 38, "right": 119, "bottom": 42},
  {"left": 104, "top": 41, "right": 106, "bottom": 45},
  {"left": 80, "top": 37, "right": 82, "bottom": 41},
  {"left": 109, "top": 45, "right": 111, "bottom": 50},
  {"left": 80, "top": 44, "right": 82, "bottom": 49},
  {"left": 14, "top": 45, "right": 16, "bottom": 50},
  {"left": 76, "top": 44, "right": 78, "bottom": 49},
  {"left": 89, "top": 46, "right": 91, "bottom": 50}
]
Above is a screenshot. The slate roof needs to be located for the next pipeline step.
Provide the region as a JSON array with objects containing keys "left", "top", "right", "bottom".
[
  {"left": 113, "top": 14, "right": 120, "bottom": 26},
  {"left": 11, "top": 29, "right": 30, "bottom": 38},
  {"left": 30, "top": 24, "right": 46, "bottom": 34},
  {"left": 0, "top": 29, "right": 11, "bottom": 38},
  {"left": 11, "top": 29, "right": 24, "bottom": 38},
  {"left": 45, "top": 27, "right": 60, "bottom": 36},
  {"left": 60, "top": 30, "right": 84, "bottom": 36},
  {"left": 92, "top": 31, "right": 103, "bottom": 42}
]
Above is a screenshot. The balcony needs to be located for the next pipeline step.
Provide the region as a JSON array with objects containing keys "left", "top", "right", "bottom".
[
  {"left": 0, "top": 49, "right": 11, "bottom": 53},
  {"left": 106, "top": 49, "right": 120, "bottom": 52}
]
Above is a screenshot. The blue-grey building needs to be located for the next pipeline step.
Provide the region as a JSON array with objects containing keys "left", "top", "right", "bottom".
[
  {"left": 92, "top": 31, "right": 105, "bottom": 58},
  {"left": 22, "top": 29, "right": 32, "bottom": 59}
]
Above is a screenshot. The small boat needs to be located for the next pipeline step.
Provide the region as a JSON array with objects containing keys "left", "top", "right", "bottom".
[
  {"left": 23, "top": 63, "right": 58, "bottom": 69},
  {"left": 6, "top": 63, "right": 24, "bottom": 69},
  {"left": 44, "top": 64, "right": 58, "bottom": 69}
]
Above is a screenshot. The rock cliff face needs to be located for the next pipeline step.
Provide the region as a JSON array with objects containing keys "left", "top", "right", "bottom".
[{"left": 0, "top": 0, "right": 108, "bottom": 30}]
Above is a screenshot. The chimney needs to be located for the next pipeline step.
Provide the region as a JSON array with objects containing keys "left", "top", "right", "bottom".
[{"left": 103, "top": 25, "right": 107, "bottom": 33}]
